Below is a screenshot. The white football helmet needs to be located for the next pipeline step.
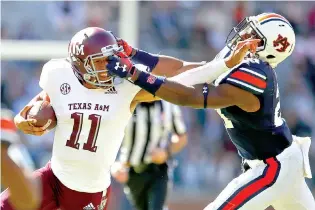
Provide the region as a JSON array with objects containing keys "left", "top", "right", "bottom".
[{"left": 226, "top": 13, "right": 296, "bottom": 68}]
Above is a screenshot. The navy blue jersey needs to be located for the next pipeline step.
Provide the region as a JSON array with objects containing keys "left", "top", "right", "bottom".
[{"left": 214, "top": 58, "right": 292, "bottom": 160}]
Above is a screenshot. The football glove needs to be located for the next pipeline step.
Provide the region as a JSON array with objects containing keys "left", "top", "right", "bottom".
[
  {"left": 109, "top": 32, "right": 134, "bottom": 57},
  {"left": 106, "top": 51, "right": 135, "bottom": 80}
]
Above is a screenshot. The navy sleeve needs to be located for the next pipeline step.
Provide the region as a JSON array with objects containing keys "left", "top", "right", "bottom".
[{"left": 219, "top": 61, "right": 268, "bottom": 95}]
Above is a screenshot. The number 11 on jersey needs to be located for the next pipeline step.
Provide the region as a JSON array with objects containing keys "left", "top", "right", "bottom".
[{"left": 66, "top": 112, "right": 102, "bottom": 153}]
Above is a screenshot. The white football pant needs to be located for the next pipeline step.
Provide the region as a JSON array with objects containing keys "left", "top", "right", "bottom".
[{"left": 205, "top": 136, "right": 315, "bottom": 210}]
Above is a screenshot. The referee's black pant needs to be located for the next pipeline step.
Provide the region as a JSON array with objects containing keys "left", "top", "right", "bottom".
[{"left": 124, "top": 163, "right": 168, "bottom": 210}]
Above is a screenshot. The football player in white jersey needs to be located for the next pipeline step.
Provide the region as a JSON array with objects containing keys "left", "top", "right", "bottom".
[
  {"left": 0, "top": 27, "right": 240, "bottom": 210},
  {"left": 1, "top": 27, "right": 253, "bottom": 210}
]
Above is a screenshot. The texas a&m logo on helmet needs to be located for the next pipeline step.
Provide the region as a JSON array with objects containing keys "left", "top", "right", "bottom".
[{"left": 70, "top": 44, "right": 85, "bottom": 56}]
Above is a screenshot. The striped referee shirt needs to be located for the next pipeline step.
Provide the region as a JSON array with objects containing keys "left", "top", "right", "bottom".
[{"left": 119, "top": 100, "right": 186, "bottom": 166}]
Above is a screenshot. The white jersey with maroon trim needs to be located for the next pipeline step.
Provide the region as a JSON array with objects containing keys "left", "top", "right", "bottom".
[{"left": 39, "top": 59, "right": 145, "bottom": 193}]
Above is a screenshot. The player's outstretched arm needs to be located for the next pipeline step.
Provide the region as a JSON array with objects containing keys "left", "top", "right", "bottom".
[
  {"left": 135, "top": 79, "right": 259, "bottom": 112},
  {"left": 109, "top": 59, "right": 259, "bottom": 111},
  {"left": 115, "top": 36, "right": 208, "bottom": 103},
  {"left": 115, "top": 37, "right": 259, "bottom": 104},
  {"left": 1, "top": 144, "right": 41, "bottom": 210},
  {"left": 131, "top": 58, "right": 230, "bottom": 103},
  {"left": 115, "top": 35, "right": 205, "bottom": 76},
  {"left": 107, "top": 39, "right": 260, "bottom": 111}
]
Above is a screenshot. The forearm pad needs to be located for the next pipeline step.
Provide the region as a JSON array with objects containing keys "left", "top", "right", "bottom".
[
  {"left": 133, "top": 70, "right": 166, "bottom": 96},
  {"left": 169, "top": 59, "right": 229, "bottom": 86},
  {"left": 131, "top": 49, "right": 159, "bottom": 71}
]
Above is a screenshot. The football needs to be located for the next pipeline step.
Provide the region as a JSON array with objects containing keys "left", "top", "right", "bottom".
[{"left": 27, "top": 100, "right": 57, "bottom": 130}]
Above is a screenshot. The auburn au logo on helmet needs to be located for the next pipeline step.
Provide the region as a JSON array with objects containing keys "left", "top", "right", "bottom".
[{"left": 273, "top": 34, "right": 290, "bottom": 52}]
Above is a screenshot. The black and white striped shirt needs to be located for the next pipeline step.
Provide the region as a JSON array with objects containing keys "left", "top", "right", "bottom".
[{"left": 119, "top": 101, "right": 186, "bottom": 166}]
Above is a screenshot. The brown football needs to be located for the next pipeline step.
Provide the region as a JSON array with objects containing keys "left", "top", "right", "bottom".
[{"left": 27, "top": 100, "right": 57, "bottom": 130}]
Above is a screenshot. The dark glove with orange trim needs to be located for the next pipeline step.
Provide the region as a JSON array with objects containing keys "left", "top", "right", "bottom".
[
  {"left": 110, "top": 32, "right": 159, "bottom": 70},
  {"left": 110, "top": 32, "right": 135, "bottom": 57},
  {"left": 117, "top": 38, "right": 135, "bottom": 57}
]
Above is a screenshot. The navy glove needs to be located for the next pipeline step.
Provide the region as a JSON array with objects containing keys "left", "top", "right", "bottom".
[{"left": 106, "top": 52, "right": 135, "bottom": 80}]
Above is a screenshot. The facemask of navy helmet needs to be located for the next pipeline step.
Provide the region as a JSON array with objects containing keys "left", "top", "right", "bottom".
[
  {"left": 225, "top": 13, "right": 295, "bottom": 68},
  {"left": 226, "top": 17, "right": 266, "bottom": 54}
]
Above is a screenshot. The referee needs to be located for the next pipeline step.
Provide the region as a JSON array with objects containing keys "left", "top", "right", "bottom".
[{"left": 111, "top": 100, "right": 187, "bottom": 210}]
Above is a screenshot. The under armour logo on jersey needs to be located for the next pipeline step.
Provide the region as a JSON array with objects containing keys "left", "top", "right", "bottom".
[
  {"left": 60, "top": 83, "right": 71, "bottom": 95},
  {"left": 273, "top": 34, "right": 290, "bottom": 52},
  {"left": 114, "top": 62, "right": 127, "bottom": 72}
]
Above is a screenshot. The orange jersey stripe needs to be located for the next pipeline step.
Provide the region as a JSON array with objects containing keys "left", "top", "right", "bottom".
[{"left": 230, "top": 71, "right": 267, "bottom": 89}]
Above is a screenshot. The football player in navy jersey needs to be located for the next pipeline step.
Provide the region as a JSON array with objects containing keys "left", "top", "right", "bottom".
[{"left": 106, "top": 13, "right": 315, "bottom": 210}]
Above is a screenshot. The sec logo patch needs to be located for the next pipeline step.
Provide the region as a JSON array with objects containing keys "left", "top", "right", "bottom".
[{"left": 60, "top": 83, "right": 71, "bottom": 95}]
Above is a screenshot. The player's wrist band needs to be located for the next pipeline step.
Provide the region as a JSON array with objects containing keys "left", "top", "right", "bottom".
[
  {"left": 128, "top": 66, "right": 136, "bottom": 77},
  {"left": 131, "top": 49, "right": 159, "bottom": 71},
  {"left": 202, "top": 83, "right": 209, "bottom": 109},
  {"left": 133, "top": 70, "right": 166, "bottom": 96},
  {"left": 129, "top": 48, "right": 137, "bottom": 58}
]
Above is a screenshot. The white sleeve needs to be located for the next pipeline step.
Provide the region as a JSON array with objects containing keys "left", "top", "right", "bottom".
[
  {"left": 169, "top": 59, "right": 229, "bottom": 86},
  {"left": 39, "top": 63, "right": 50, "bottom": 90},
  {"left": 213, "top": 46, "right": 231, "bottom": 60},
  {"left": 134, "top": 63, "right": 150, "bottom": 72},
  {"left": 39, "top": 61, "right": 57, "bottom": 95}
]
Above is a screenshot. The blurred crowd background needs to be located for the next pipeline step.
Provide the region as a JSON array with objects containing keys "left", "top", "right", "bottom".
[{"left": 1, "top": 1, "right": 315, "bottom": 209}]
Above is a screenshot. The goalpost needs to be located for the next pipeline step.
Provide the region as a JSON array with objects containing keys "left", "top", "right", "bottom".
[{"left": 1, "top": 1, "right": 139, "bottom": 61}]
